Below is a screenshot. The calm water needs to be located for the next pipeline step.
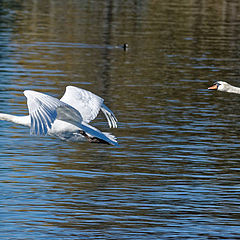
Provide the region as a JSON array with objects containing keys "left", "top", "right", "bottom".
[{"left": 0, "top": 0, "right": 240, "bottom": 239}]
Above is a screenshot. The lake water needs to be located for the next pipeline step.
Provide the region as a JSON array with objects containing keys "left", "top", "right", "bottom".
[{"left": 0, "top": 0, "right": 240, "bottom": 239}]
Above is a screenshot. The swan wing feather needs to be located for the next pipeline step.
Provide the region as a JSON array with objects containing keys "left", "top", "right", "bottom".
[
  {"left": 101, "top": 103, "right": 118, "bottom": 128},
  {"left": 60, "top": 86, "right": 118, "bottom": 128},
  {"left": 24, "top": 90, "right": 82, "bottom": 135}
]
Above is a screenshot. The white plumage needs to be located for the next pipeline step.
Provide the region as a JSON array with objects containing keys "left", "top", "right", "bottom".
[
  {"left": 0, "top": 86, "right": 118, "bottom": 146},
  {"left": 60, "top": 86, "right": 117, "bottom": 128},
  {"left": 208, "top": 81, "right": 240, "bottom": 94}
]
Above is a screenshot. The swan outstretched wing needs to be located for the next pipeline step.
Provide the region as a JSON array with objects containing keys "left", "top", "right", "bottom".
[
  {"left": 24, "top": 90, "right": 82, "bottom": 135},
  {"left": 60, "top": 86, "right": 118, "bottom": 128}
]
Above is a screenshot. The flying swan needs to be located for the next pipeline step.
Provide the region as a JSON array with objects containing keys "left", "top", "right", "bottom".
[
  {"left": 208, "top": 81, "right": 240, "bottom": 94},
  {"left": 0, "top": 86, "right": 119, "bottom": 146}
]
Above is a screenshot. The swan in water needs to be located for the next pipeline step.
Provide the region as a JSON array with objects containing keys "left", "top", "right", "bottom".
[
  {"left": 208, "top": 81, "right": 240, "bottom": 94},
  {"left": 0, "top": 86, "right": 119, "bottom": 146}
]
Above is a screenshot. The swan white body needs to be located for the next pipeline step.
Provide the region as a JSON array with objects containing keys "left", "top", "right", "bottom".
[
  {"left": 0, "top": 86, "right": 118, "bottom": 146},
  {"left": 208, "top": 81, "right": 240, "bottom": 94}
]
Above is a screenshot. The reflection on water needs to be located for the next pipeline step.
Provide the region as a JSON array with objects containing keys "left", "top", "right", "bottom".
[{"left": 1, "top": 0, "right": 240, "bottom": 239}]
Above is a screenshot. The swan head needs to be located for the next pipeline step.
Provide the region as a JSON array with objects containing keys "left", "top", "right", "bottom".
[{"left": 208, "top": 81, "right": 231, "bottom": 92}]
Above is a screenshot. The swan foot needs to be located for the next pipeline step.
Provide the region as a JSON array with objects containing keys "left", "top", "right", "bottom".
[{"left": 78, "top": 130, "right": 110, "bottom": 145}]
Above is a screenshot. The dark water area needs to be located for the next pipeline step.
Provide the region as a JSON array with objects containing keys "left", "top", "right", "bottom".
[{"left": 0, "top": 0, "right": 240, "bottom": 239}]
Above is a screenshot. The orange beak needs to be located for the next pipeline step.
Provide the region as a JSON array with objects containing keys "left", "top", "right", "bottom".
[{"left": 208, "top": 84, "right": 218, "bottom": 90}]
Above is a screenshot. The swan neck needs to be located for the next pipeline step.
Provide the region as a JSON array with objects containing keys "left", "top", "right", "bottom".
[
  {"left": 0, "top": 113, "right": 30, "bottom": 126},
  {"left": 226, "top": 86, "right": 240, "bottom": 94}
]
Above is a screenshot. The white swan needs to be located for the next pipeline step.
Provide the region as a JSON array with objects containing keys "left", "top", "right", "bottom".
[
  {"left": 0, "top": 86, "right": 118, "bottom": 146},
  {"left": 208, "top": 81, "right": 240, "bottom": 94}
]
